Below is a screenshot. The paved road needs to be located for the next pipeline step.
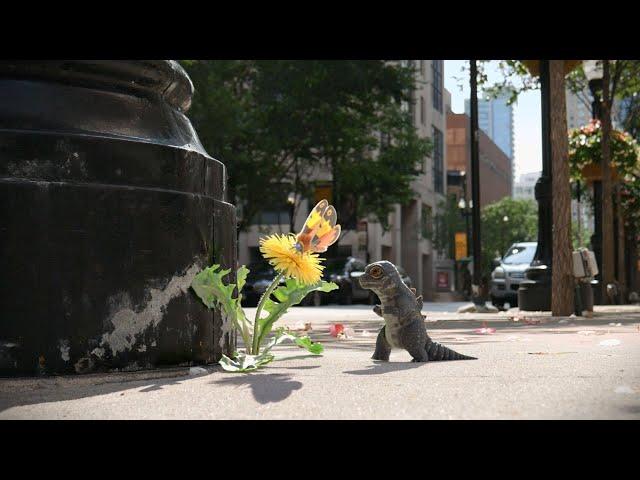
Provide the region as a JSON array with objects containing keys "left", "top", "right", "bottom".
[{"left": 1, "top": 306, "right": 639, "bottom": 419}]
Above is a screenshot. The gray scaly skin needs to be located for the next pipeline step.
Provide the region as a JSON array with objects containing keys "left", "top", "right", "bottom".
[{"left": 358, "top": 261, "right": 476, "bottom": 362}]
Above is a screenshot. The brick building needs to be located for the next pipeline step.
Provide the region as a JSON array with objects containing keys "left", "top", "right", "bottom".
[{"left": 446, "top": 112, "right": 512, "bottom": 208}]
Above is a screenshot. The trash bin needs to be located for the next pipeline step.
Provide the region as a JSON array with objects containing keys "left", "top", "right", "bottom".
[
  {"left": 572, "top": 249, "right": 598, "bottom": 316},
  {"left": 576, "top": 280, "right": 597, "bottom": 315}
]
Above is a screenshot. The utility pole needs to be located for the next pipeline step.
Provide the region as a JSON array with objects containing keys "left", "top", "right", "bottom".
[{"left": 469, "top": 60, "right": 483, "bottom": 305}]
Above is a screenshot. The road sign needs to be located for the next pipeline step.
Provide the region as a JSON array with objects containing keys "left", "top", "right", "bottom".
[
  {"left": 437, "top": 271, "right": 449, "bottom": 289},
  {"left": 455, "top": 232, "right": 467, "bottom": 260}
]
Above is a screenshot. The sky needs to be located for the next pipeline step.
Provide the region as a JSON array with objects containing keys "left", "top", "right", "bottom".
[{"left": 444, "top": 60, "right": 542, "bottom": 179}]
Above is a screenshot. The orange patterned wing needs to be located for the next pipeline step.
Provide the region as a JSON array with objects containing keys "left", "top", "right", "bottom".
[
  {"left": 311, "top": 202, "right": 340, "bottom": 252},
  {"left": 313, "top": 224, "right": 341, "bottom": 253},
  {"left": 295, "top": 200, "right": 328, "bottom": 253}
]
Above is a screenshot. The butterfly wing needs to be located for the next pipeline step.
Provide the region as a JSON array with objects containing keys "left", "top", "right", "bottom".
[
  {"left": 313, "top": 224, "right": 341, "bottom": 253},
  {"left": 295, "top": 200, "right": 328, "bottom": 252}
]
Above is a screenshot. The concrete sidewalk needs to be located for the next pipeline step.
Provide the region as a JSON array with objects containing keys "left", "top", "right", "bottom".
[{"left": 1, "top": 304, "right": 639, "bottom": 419}]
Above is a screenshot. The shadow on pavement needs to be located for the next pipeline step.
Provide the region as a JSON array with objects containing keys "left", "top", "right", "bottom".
[
  {"left": 343, "top": 361, "right": 426, "bottom": 376},
  {"left": 211, "top": 373, "right": 302, "bottom": 404},
  {"left": 0, "top": 372, "right": 188, "bottom": 414}
]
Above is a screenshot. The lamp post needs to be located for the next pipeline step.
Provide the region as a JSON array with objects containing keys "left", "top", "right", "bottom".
[
  {"left": 469, "top": 60, "right": 484, "bottom": 305},
  {"left": 584, "top": 60, "right": 603, "bottom": 119},
  {"left": 457, "top": 196, "right": 473, "bottom": 257},
  {"left": 502, "top": 215, "right": 509, "bottom": 255},
  {"left": 287, "top": 193, "right": 296, "bottom": 234},
  {"left": 583, "top": 60, "right": 604, "bottom": 304},
  {"left": 457, "top": 194, "right": 473, "bottom": 299},
  {"left": 518, "top": 60, "right": 553, "bottom": 311}
]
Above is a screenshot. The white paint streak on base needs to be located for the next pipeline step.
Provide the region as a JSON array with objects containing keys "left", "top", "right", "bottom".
[
  {"left": 59, "top": 340, "right": 71, "bottom": 362},
  {"left": 100, "top": 264, "right": 201, "bottom": 355},
  {"left": 219, "top": 311, "right": 232, "bottom": 352},
  {"left": 92, "top": 347, "right": 105, "bottom": 358}
]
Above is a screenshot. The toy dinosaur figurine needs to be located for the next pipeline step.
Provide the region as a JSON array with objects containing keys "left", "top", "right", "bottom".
[{"left": 358, "top": 261, "right": 476, "bottom": 362}]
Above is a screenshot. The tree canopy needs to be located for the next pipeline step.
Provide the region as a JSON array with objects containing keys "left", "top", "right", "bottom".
[
  {"left": 481, "top": 197, "right": 538, "bottom": 274},
  {"left": 181, "top": 60, "right": 431, "bottom": 231}
]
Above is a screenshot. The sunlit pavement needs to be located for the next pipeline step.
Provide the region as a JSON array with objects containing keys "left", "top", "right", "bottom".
[{"left": 1, "top": 303, "right": 639, "bottom": 419}]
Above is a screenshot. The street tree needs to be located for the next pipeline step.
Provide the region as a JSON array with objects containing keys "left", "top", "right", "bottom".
[
  {"left": 472, "top": 60, "right": 640, "bottom": 302},
  {"left": 480, "top": 197, "right": 538, "bottom": 276},
  {"left": 181, "top": 60, "right": 431, "bottom": 234}
]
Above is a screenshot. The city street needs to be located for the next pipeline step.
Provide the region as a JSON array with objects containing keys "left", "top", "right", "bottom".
[{"left": 1, "top": 303, "right": 639, "bottom": 419}]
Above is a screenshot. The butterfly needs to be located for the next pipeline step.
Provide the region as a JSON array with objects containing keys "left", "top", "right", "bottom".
[{"left": 294, "top": 199, "right": 341, "bottom": 254}]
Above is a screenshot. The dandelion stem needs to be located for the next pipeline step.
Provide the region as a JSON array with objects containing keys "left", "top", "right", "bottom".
[{"left": 252, "top": 272, "right": 284, "bottom": 355}]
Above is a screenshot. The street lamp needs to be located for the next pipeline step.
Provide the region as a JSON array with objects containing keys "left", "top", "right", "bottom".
[
  {"left": 287, "top": 193, "right": 296, "bottom": 234},
  {"left": 583, "top": 60, "right": 603, "bottom": 120},
  {"left": 502, "top": 215, "right": 509, "bottom": 256},
  {"left": 457, "top": 196, "right": 472, "bottom": 257},
  {"left": 583, "top": 60, "right": 605, "bottom": 304}
]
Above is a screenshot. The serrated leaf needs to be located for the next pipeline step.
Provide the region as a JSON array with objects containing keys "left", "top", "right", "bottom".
[
  {"left": 219, "top": 351, "right": 275, "bottom": 373},
  {"left": 295, "top": 336, "right": 324, "bottom": 355},
  {"left": 219, "top": 354, "right": 243, "bottom": 372},
  {"left": 192, "top": 264, "right": 253, "bottom": 350},
  {"left": 255, "top": 280, "right": 337, "bottom": 348},
  {"left": 262, "top": 331, "right": 297, "bottom": 354},
  {"left": 236, "top": 265, "right": 249, "bottom": 304}
]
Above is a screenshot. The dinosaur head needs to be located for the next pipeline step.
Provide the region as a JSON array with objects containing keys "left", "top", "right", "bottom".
[{"left": 358, "top": 261, "right": 402, "bottom": 294}]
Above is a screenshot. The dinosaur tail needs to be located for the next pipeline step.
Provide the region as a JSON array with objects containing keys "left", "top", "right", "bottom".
[{"left": 425, "top": 340, "right": 476, "bottom": 361}]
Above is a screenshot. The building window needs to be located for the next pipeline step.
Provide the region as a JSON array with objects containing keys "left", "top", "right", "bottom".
[
  {"left": 432, "top": 126, "right": 444, "bottom": 194},
  {"left": 408, "top": 91, "right": 415, "bottom": 124},
  {"left": 431, "top": 60, "right": 443, "bottom": 113},
  {"left": 420, "top": 60, "right": 425, "bottom": 78},
  {"left": 421, "top": 204, "right": 433, "bottom": 239},
  {"left": 420, "top": 96, "right": 425, "bottom": 126}
]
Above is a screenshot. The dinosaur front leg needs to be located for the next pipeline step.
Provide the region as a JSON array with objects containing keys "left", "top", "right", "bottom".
[{"left": 372, "top": 326, "right": 391, "bottom": 361}]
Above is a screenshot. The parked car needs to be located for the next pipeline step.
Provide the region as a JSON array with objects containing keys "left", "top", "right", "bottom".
[
  {"left": 240, "top": 261, "right": 285, "bottom": 307},
  {"left": 312, "top": 257, "right": 413, "bottom": 305},
  {"left": 490, "top": 242, "right": 537, "bottom": 309}
]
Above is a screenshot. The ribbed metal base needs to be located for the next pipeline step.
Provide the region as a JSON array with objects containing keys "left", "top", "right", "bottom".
[{"left": 517, "top": 265, "right": 552, "bottom": 311}]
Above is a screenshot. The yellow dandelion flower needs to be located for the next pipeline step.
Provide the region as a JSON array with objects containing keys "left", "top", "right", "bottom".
[{"left": 259, "top": 234, "right": 324, "bottom": 285}]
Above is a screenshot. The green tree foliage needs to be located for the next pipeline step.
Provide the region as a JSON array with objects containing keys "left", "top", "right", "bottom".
[
  {"left": 480, "top": 198, "right": 538, "bottom": 275},
  {"left": 571, "top": 221, "right": 593, "bottom": 250},
  {"left": 181, "top": 60, "right": 431, "bottom": 231},
  {"left": 568, "top": 120, "right": 639, "bottom": 179},
  {"left": 432, "top": 194, "right": 467, "bottom": 258}
]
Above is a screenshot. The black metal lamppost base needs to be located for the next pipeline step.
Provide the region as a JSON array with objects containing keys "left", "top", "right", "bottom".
[
  {"left": 517, "top": 60, "right": 553, "bottom": 312},
  {"left": 518, "top": 265, "right": 552, "bottom": 311},
  {"left": 0, "top": 61, "right": 237, "bottom": 376}
]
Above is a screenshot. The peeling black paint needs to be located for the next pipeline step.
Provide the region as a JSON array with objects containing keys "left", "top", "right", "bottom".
[{"left": 0, "top": 61, "right": 236, "bottom": 376}]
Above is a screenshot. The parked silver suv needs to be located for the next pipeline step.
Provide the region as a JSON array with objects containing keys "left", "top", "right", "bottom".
[{"left": 490, "top": 242, "right": 537, "bottom": 309}]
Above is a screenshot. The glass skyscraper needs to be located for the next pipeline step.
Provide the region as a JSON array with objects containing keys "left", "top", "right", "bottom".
[{"left": 464, "top": 93, "right": 514, "bottom": 159}]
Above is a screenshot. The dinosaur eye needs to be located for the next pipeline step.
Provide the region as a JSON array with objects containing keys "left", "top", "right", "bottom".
[{"left": 369, "top": 266, "right": 383, "bottom": 279}]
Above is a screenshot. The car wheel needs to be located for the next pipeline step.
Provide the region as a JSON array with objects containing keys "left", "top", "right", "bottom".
[{"left": 490, "top": 296, "right": 504, "bottom": 309}]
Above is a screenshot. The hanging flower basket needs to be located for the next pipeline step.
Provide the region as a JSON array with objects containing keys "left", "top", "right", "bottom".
[
  {"left": 568, "top": 119, "right": 639, "bottom": 184},
  {"left": 580, "top": 162, "right": 620, "bottom": 183}
]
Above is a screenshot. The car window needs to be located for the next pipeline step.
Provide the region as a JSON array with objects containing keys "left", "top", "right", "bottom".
[
  {"left": 351, "top": 260, "right": 366, "bottom": 271},
  {"left": 503, "top": 245, "right": 536, "bottom": 265}
]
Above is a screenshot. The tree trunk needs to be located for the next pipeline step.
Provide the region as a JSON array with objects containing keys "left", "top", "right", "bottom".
[
  {"left": 616, "top": 185, "right": 626, "bottom": 301},
  {"left": 549, "top": 60, "right": 574, "bottom": 316},
  {"left": 601, "top": 60, "right": 615, "bottom": 301}
]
